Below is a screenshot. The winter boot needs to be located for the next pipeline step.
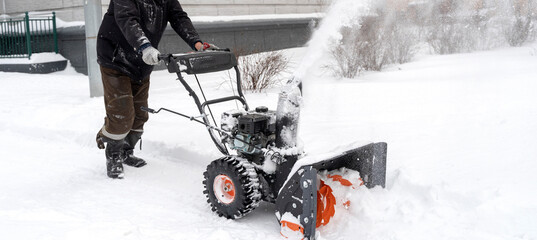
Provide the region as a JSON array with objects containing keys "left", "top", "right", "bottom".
[
  {"left": 96, "top": 129, "right": 105, "bottom": 149},
  {"left": 104, "top": 138, "right": 126, "bottom": 179},
  {"left": 123, "top": 131, "right": 147, "bottom": 168}
]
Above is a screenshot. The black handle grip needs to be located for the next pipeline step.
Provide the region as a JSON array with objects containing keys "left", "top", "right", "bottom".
[{"left": 158, "top": 54, "right": 171, "bottom": 61}]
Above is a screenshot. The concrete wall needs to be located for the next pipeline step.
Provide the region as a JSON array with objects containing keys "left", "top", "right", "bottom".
[
  {"left": 3, "top": 0, "right": 89, "bottom": 21},
  {"left": 57, "top": 16, "right": 320, "bottom": 75},
  {"left": 179, "top": 0, "right": 330, "bottom": 16},
  {"left": 3, "top": 0, "right": 330, "bottom": 21}
]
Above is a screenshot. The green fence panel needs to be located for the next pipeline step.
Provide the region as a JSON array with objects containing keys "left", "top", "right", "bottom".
[
  {"left": 0, "top": 18, "right": 27, "bottom": 58},
  {"left": 0, "top": 12, "right": 58, "bottom": 59}
]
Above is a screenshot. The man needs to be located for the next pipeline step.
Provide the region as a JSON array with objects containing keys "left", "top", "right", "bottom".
[{"left": 95, "top": 0, "right": 209, "bottom": 179}]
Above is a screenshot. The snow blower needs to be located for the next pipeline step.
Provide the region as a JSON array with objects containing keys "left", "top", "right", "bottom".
[{"left": 142, "top": 50, "right": 387, "bottom": 240}]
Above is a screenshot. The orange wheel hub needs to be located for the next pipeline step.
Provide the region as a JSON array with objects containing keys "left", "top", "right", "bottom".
[{"left": 213, "top": 174, "right": 235, "bottom": 205}]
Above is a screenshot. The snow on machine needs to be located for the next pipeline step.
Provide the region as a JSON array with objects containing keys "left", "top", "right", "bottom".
[{"left": 142, "top": 49, "right": 387, "bottom": 239}]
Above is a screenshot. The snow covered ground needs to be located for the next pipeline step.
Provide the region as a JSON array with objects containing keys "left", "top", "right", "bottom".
[
  {"left": 1, "top": 41, "right": 536, "bottom": 239},
  {"left": 2, "top": 0, "right": 537, "bottom": 237}
]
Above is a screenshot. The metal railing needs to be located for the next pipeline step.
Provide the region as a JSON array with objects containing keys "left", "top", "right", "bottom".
[{"left": 0, "top": 12, "right": 58, "bottom": 59}]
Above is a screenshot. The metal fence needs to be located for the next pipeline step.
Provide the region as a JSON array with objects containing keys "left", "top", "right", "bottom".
[{"left": 0, "top": 12, "right": 58, "bottom": 59}]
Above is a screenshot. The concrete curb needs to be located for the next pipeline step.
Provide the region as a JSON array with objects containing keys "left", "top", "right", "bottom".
[{"left": 0, "top": 60, "right": 68, "bottom": 74}]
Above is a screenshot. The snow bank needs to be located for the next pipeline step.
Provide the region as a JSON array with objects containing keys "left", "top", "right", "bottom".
[
  {"left": 52, "top": 14, "right": 322, "bottom": 29},
  {"left": 191, "top": 13, "right": 323, "bottom": 23},
  {"left": 0, "top": 53, "right": 66, "bottom": 64},
  {"left": 56, "top": 18, "right": 85, "bottom": 28}
]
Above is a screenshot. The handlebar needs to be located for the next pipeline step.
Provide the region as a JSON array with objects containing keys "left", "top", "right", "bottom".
[
  {"left": 158, "top": 49, "right": 237, "bottom": 75},
  {"left": 158, "top": 48, "right": 231, "bottom": 61}
]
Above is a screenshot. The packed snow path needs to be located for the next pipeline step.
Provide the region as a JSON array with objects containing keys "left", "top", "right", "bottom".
[{"left": 1, "top": 43, "right": 536, "bottom": 240}]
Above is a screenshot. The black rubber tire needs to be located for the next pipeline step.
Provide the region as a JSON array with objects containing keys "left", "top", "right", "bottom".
[{"left": 203, "top": 156, "right": 261, "bottom": 219}]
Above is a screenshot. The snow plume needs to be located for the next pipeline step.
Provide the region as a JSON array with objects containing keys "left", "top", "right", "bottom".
[{"left": 294, "top": 0, "right": 374, "bottom": 80}]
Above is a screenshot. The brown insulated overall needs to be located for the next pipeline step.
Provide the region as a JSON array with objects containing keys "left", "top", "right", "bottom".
[{"left": 98, "top": 66, "right": 150, "bottom": 140}]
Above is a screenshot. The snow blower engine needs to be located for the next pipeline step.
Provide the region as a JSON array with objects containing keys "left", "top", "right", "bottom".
[
  {"left": 142, "top": 50, "right": 387, "bottom": 240},
  {"left": 221, "top": 108, "right": 276, "bottom": 160}
]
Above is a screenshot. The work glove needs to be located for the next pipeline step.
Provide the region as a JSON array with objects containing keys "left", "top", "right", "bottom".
[
  {"left": 199, "top": 42, "right": 220, "bottom": 51},
  {"left": 142, "top": 46, "right": 161, "bottom": 65}
]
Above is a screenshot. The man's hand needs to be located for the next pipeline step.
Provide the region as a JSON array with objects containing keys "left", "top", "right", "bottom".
[
  {"left": 196, "top": 42, "right": 219, "bottom": 51},
  {"left": 142, "top": 46, "right": 161, "bottom": 65},
  {"left": 195, "top": 42, "right": 203, "bottom": 51}
]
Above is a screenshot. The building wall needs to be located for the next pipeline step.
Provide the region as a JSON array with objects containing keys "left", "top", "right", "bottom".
[
  {"left": 56, "top": 16, "right": 320, "bottom": 75},
  {"left": 3, "top": 0, "right": 330, "bottom": 21}
]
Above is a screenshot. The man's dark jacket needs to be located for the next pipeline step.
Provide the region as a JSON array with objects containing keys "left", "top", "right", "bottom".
[{"left": 97, "top": 0, "right": 201, "bottom": 82}]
